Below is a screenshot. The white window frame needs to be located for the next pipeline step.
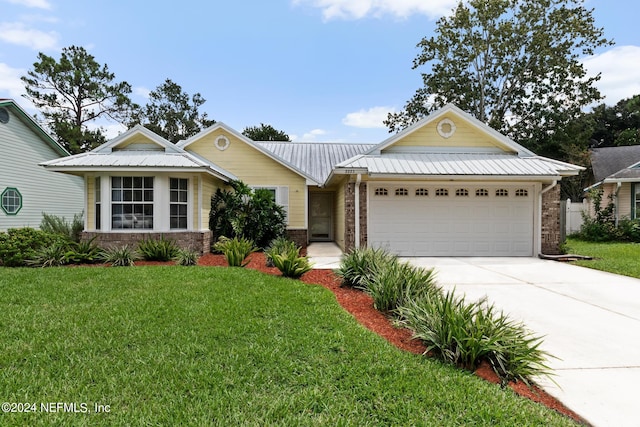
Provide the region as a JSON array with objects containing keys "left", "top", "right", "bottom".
[{"left": 170, "top": 177, "right": 189, "bottom": 230}]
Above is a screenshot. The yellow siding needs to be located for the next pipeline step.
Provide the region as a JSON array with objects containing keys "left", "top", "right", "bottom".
[
  {"left": 115, "top": 134, "right": 159, "bottom": 149},
  {"left": 200, "top": 176, "right": 219, "bottom": 230},
  {"left": 386, "top": 114, "right": 513, "bottom": 152},
  {"left": 186, "top": 132, "right": 307, "bottom": 228},
  {"left": 86, "top": 176, "right": 95, "bottom": 230}
]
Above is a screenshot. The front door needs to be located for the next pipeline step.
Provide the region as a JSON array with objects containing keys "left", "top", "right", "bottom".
[{"left": 309, "top": 192, "right": 333, "bottom": 241}]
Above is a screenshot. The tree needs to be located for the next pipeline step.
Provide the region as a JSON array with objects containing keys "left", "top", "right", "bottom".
[
  {"left": 209, "top": 180, "right": 286, "bottom": 249},
  {"left": 590, "top": 95, "right": 640, "bottom": 147},
  {"left": 242, "top": 123, "right": 290, "bottom": 141},
  {"left": 385, "top": 0, "right": 611, "bottom": 154},
  {"left": 130, "top": 79, "right": 215, "bottom": 143},
  {"left": 21, "top": 46, "right": 135, "bottom": 154}
]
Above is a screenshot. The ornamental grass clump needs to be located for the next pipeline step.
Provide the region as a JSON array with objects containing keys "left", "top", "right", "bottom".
[
  {"left": 214, "top": 236, "right": 257, "bottom": 267},
  {"left": 335, "top": 247, "right": 397, "bottom": 288},
  {"left": 271, "top": 246, "right": 313, "bottom": 279},
  {"left": 397, "top": 291, "right": 553, "bottom": 385},
  {"left": 174, "top": 248, "right": 200, "bottom": 266},
  {"left": 100, "top": 245, "right": 138, "bottom": 267},
  {"left": 265, "top": 237, "right": 298, "bottom": 267},
  {"left": 137, "top": 235, "right": 180, "bottom": 261}
]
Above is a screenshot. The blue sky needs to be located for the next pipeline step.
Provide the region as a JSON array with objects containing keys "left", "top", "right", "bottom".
[{"left": 1, "top": 0, "right": 639, "bottom": 143}]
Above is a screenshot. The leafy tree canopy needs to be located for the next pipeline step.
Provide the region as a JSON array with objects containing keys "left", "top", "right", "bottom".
[
  {"left": 242, "top": 123, "right": 291, "bottom": 141},
  {"left": 385, "top": 0, "right": 612, "bottom": 153},
  {"left": 590, "top": 95, "right": 640, "bottom": 147},
  {"left": 130, "top": 78, "right": 215, "bottom": 143},
  {"left": 21, "top": 45, "right": 135, "bottom": 154}
]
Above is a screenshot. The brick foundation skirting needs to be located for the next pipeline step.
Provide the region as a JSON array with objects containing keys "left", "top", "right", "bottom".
[
  {"left": 82, "top": 231, "right": 212, "bottom": 255},
  {"left": 286, "top": 229, "right": 308, "bottom": 249}
]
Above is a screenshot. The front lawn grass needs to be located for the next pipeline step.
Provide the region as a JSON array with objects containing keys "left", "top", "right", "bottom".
[
  {"left": 565, "top": 237, "right": 640, "bottom": 278},
  {"left": 0, "top": 267, "right": 575, "bottom": 426}
]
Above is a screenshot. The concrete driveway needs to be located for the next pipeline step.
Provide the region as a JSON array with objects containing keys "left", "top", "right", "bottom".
[{"left": 404, "top": 257, "right": 640, "bottom": 427}]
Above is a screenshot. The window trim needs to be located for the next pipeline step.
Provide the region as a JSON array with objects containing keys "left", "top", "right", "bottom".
[
  {"left": 110, "top": 176, "right": 155, "bottom": 230},
  {"left": 251, "top": 185, "right": 289, "bottom": 224},
  {"left": 170, "top": 177, "right": 189, "bottom": 230},
  {"left": 633, "top": 183, "right": 640, "bottom": 219},
  {"left": 1, "top": 187, "right": 22, "bottom": 215}
]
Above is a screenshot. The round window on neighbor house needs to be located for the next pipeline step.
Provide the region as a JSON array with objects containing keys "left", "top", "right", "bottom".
[{"left": 1, "top": 187, "right": 22, "bottom": 215}]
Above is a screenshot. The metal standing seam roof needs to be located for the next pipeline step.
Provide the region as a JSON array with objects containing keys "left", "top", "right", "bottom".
[
  {"left": 335, "top": 152, "right": 576, "bottom": 176},
  {"left": 40, "top": 150, "right": 237, "bottom": 180},
  {"left": 256, "top": 142, "right": 376, "bottom": 183}
]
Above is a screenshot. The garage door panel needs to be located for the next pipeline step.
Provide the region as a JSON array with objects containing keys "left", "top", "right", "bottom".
[{"left": 369, "top": 184, "right": 534, "bottom": 256}]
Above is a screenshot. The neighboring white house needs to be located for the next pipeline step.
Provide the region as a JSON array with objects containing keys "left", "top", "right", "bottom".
[{"left": 0, "top": 99, "right": 84, "bottom": 231}]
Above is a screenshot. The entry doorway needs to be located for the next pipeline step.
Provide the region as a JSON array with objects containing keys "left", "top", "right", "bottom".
[{"left": 309, "top": 192, "right": 333, "bottom": 241}]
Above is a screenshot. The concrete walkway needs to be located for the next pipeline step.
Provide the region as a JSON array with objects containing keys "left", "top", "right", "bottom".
[{"left": 306, "top": 245, "right": 640, "bottom": 426}]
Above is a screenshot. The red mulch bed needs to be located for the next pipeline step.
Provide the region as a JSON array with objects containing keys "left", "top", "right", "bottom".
[{"left": 148, "top": 252, "right": 584, "bottom": 423}]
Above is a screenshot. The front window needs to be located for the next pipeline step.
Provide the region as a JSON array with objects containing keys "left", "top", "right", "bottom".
[
  {"left": 111, "top": 177, "right": 153, "bottom": 229},
  {"left": 95, "top": 177, "right": 101, "bottom": 230},
  {"left": 170, "top": 178, "right": 188, "bottom": 229}
]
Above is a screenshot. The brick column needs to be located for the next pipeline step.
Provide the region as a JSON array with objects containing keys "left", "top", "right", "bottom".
[
  {"left": 344, "top": 182, "right": 355, "bottom": 251},
  {"left": 541, "top": 185, "right": 562, "bottom": 255}
]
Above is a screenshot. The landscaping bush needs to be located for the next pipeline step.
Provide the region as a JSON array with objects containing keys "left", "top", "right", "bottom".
[
  {"left": 137, "top": 235, "right": 180, "bottom": 261},
  {"left": 209, "top": 180, "right": 286, "bottom": 249},
  {"left": 65, "top": 237, "right": 103, "bottom": 264},
  {"left": 174, "top": 248, "right": 199, "bottom": 266},
  {"left": 100, "top": 246, "right": 138, "bottom": 267},
  {"left": 264, "top": 236, "right": 298, "bottom": 267},
  {"left": 335, "top": 247, "right": 397, "bottom": 288},
  {"left": 213, "top": 236, "right": 257, "bottom": 267},
  {"left": 397, "top": 292, "right": 552, "bottom": 384},
  {"left": 271, "top": 246, "right": 313, "bottom": 279},
  {"left": 40, "top": 211, "right": 84, "bottom": 243},
  {"left": 0, "top": 228, "right": 63, "bottom": 267},
  {"left": 26, "top": 241, "right": 69, "bottom": 267}
]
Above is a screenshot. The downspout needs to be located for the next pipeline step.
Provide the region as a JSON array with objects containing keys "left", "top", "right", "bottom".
[
  {"left": 538, "top": 180, "right": 557, "bottom": 255},
  {"left": 355, "top": 174, "right": 361, "bottom": 249}
]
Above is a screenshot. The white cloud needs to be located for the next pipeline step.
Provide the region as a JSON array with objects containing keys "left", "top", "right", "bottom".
[
  {"left": 291, "top": 128, "right": 327, "bottom": 142},
  {"left": 342, "top": 106, "right": 395, "bottom": 128},
  {"left": 0, "top": 22, "right": 59, "bottom": 50},
  {"left": 133, "top": 86, "right": 151, "bottom": 99},
  {"left": 0, "top": 62, "right": 26, "bottom": 99},
  {"left": 292, "top": 0, "right": 456, "bottom": 20},
  {"left": 5, "top": 0, "right": 52, "bottom": 9},
  {"left": 583, "top": 45, "right": 640, "bottom": 105}
]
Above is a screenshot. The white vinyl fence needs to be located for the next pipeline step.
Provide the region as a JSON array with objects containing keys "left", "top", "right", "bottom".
[{"left": 563, "top": 198, "right": 588, "bottom": 236}]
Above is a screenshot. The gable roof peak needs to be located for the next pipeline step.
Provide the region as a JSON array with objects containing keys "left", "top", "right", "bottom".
[{"left": 370, "top": 103, "right": 535, "bottom": 157}]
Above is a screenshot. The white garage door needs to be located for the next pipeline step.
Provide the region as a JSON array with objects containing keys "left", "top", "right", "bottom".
[{"left": 368, "top": 184, "right": 535, "bottom": 256}]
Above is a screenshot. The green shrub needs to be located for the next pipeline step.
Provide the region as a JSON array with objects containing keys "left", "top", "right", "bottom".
[
  {"left": 40, "top": 211, "right": 84, "bottom": 243},
  {"left": 335, "top": 247, "right": 397, "bottom": 288},
  {"left": 175, "top": 248, "right": 199, "bottom": 266},
  {"left": 100, "top": 246, "right": 138, "bottom": 267},
  {"left": 271, "top": 246, "right": 313, "bottom": 279},
  {"left": 137, "top": 235, "right": 180, "bottom": 261},
  {"left": 265, "top": 237, "right": 298, "bottom": 267},
  {"left": 64, "top": 237, "right": 102, "bottom": 264},
  {"left": 213, "top": 236, "right": 257, "bottom": 267},
  {"left": 337, "top": 247, "right": 439, "bottom": 312},
  {"left": 26, "top": 241, "right": 70, "bottom": 267},
  {"left": 0, "top": 228, "right": 62, "bottom": 267},
  {"left": 397, "top": 292, "right": 552, "bottom": 385},
  {"left": 209, "top": 180, "right": 286, "bottom": 249}
]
